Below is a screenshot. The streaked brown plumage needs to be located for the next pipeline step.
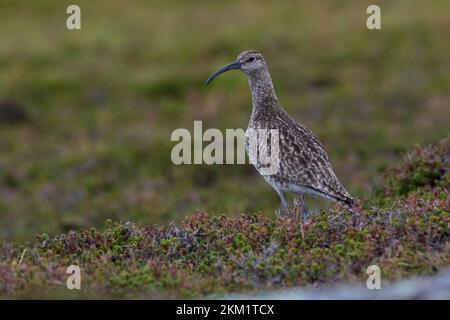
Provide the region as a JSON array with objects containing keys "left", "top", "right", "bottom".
[{"left": 207, "top": 50, "right": 354, "bottom": 218}]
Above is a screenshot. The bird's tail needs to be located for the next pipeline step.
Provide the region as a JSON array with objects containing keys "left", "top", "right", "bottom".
[{"left": 340, "top": 196, "right": 357, "bottom": 214}]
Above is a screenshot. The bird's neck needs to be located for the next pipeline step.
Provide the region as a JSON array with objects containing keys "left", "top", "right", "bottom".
[{"left": 248, "top": 69, "right": 279, "bottom": 109}]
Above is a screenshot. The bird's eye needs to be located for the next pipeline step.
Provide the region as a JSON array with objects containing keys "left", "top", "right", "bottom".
[{"left": 247, "top": 57, "right": 255, "bottom": 62}]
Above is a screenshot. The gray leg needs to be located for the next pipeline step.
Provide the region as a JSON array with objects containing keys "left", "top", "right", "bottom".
[
  {"left": 299, "top": 194, "right": 308, "bottom": 220},
  {"left": 275, "top": 188, "right": 288, "bottom": 215}
]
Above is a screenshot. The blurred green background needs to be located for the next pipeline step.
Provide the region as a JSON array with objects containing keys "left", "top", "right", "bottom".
[{"left": 0, "top": 0, "right": 449, "bottom": 242}]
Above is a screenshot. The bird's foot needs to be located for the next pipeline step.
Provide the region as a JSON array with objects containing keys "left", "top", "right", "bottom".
[
  {"left": 292, "top": 195, "right": 309, "bottom": 221},
  {"left": 275, "top": 205, "right": 290, "bottom": 218},
  {"left": 275, "top": 208, "right": 283, "bottom": 218},
  {"left": 301, "top": 208, "right": 309, "bottom": 222}
]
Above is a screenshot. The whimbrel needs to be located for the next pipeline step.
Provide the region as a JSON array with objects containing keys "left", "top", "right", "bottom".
[{"left": 206, "top": 50, "right": 354, "bottom": 218}]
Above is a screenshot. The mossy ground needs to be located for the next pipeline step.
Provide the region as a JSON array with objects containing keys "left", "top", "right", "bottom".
[{"left": 1, "top": 138, "right": 448, "bottom": 298}]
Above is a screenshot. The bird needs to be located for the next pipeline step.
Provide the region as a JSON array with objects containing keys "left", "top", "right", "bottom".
[{"left": 206, "top": 50, "right": 355, "bottom": 219}]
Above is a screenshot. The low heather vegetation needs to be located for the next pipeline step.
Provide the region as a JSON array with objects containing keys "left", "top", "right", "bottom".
[{"left": 1, "top": 137, "right": 448, "bottom": 298}]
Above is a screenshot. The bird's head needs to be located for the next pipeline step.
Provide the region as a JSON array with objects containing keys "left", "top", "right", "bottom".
[{"left": 206, "top": 50, "right": 266, "bottom": 84}]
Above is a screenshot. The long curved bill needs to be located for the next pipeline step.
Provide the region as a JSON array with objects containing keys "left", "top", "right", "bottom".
[{"left": 206, "top": 61, "right": 241, "bottom": 85}]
